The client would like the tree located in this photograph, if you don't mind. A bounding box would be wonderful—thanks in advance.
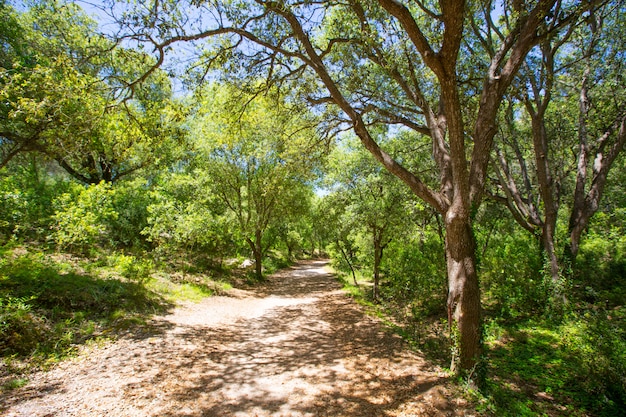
[0,1,185,183]
[490,1,626,290]
[0,1,105,170]
[109,0,598,374]
[326,138,408,300]
[566,3,626,262]
[321,192,361,286]
[191,84,320,280]
[142,170,234,261]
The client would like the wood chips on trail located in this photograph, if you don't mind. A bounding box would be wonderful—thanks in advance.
[1,260,473,416]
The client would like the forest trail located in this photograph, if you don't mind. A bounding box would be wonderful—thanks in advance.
[1,260,470,417]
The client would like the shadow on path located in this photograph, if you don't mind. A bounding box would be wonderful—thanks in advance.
[1,260,456,417]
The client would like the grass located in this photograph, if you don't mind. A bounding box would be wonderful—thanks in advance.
[331,263,626,417]
[0,247,169,368]
[1,376,28,391]
[0,244,234,386]
[147,273,215,302]
[470,311,626,417]
[479,323,581,416]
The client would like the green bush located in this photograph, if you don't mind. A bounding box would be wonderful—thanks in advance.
[479,230,545,318]
[106,252,153,282]
[0,161,68,243]
[381,233,447,316]
[484,312,626,417]
[574,221,626,307]
[52,181,118,253]
[561,310,626,414]
[0,296,47,355]
[142,173,234,260]
[109,178,152,249]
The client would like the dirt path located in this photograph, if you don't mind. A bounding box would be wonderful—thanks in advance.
[1,260,470,416]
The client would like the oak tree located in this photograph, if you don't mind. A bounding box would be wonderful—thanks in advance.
[110,0,597,373]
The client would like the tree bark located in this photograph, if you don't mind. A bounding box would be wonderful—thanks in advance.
[529,106,561,284]
[373,231,382,301]
[246,229,264,281]
[445,210,481,373]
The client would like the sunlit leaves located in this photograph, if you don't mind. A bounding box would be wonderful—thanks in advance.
[52,181,118,252]
[185,82,321,276]
[0,1,185,183]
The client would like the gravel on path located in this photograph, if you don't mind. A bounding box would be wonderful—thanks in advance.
[1,260,472,417]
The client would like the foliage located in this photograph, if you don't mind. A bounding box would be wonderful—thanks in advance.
[381,231,447,315]
[0,295,44,356]
[142,171,233,260]
[0,1,106,167]
[108,177,153,249]
[480,312,626,417]
[324,137,416,298]
[573,210,626,307]
[0,245,168,365]
[477,213,547,318]
[105,252,153,283]
[0,157,68,242]
[0,0,186,183]
[51,181,118,253]
[188,83,321,279]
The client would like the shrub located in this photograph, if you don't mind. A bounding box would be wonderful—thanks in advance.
[479,230,545,318]
[0,161,67,243]
[52,181,118,253]
[109,178,152,249]
[0,296,48,355]
[381,233,447,316]
[106,252,153,282]
[574,221,626,307]
[561,310,626,414]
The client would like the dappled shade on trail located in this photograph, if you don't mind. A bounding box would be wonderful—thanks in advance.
[1,260,466,416]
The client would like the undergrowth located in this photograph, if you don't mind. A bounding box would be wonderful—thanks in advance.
[473,309,626,417]
[332,262,626,417]
[0,243,234,388]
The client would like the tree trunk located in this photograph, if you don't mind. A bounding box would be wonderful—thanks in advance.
[337,240,358,286]
[254,251,263,280]
[541,220,560,283]
[445,211,481,374]
[373,234,382,301]
[246,230,264,281]
[528,102,562,285]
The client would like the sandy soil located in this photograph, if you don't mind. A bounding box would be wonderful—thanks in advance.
[0,260,473,416]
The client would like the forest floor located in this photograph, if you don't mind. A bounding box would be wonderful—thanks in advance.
[0,260,474,417]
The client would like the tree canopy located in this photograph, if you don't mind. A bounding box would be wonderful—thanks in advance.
[0,1,625,412]
[107,0,618,373]
[0,0,185,183]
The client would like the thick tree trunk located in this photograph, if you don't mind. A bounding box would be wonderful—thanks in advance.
[445,211,481,374]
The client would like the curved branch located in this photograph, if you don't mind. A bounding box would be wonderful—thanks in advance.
[267,2,447,213]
